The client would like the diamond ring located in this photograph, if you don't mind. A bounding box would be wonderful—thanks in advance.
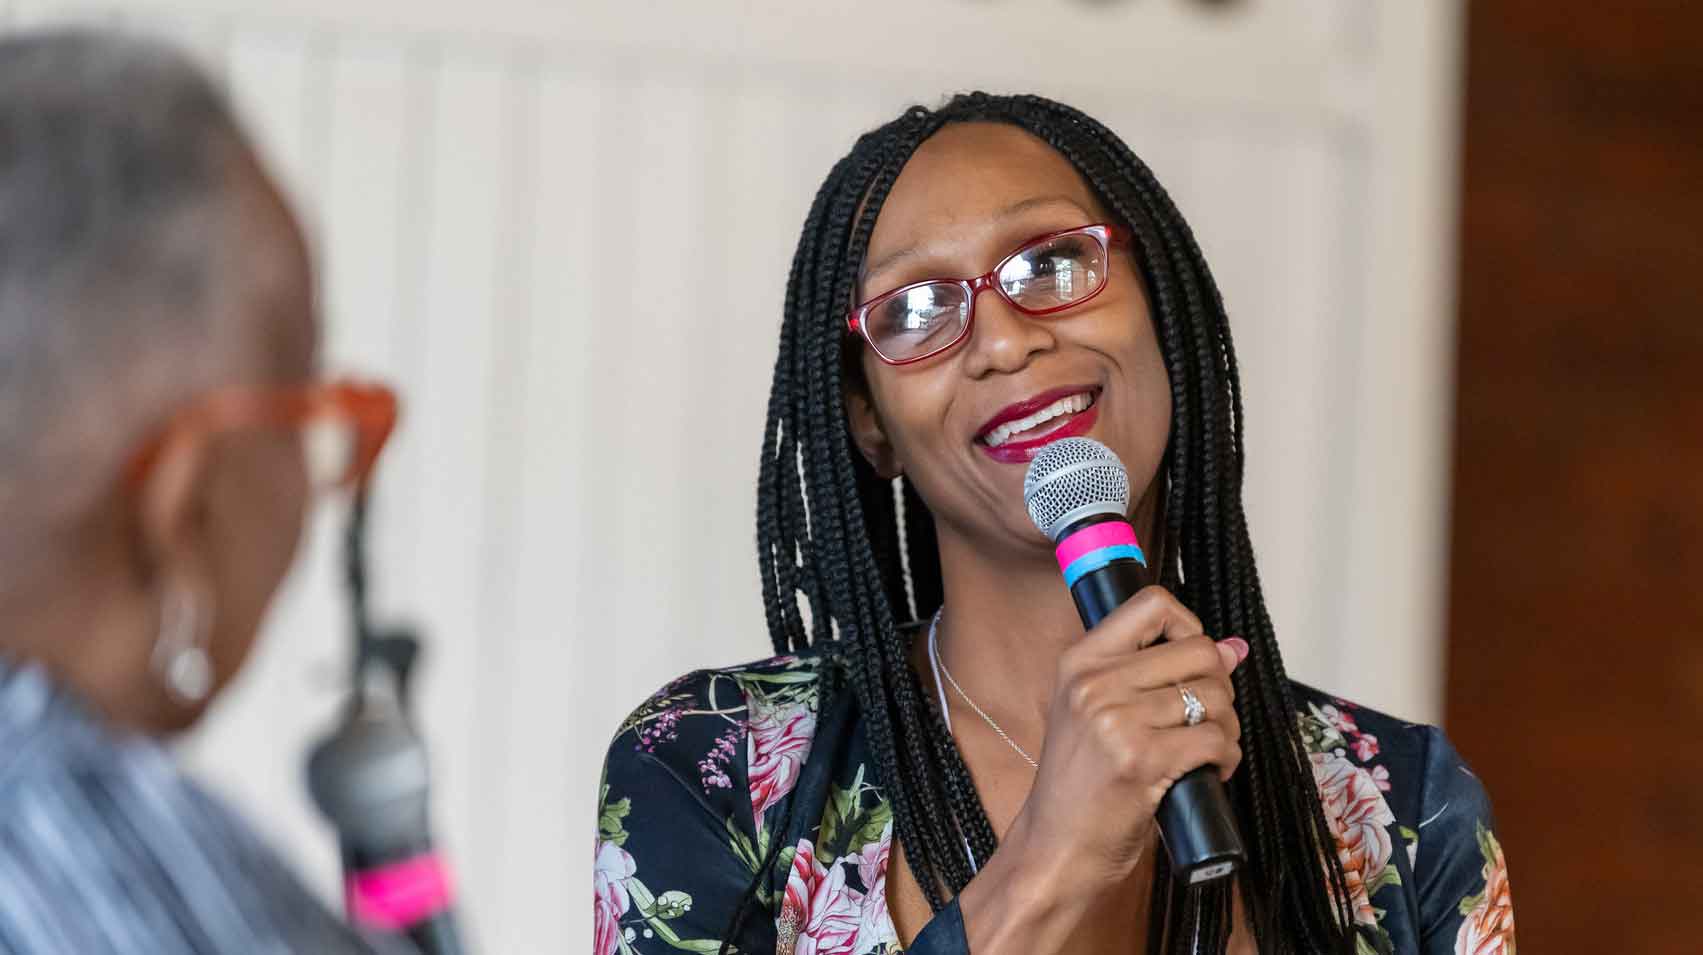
[1179,684,1207,727]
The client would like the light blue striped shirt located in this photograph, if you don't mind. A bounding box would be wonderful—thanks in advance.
[0,657,395,954]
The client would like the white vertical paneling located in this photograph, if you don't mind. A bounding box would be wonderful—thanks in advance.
[1239,133,1347,690]
[701,75,805,649]
[596,70,715,696]
[1280,133,1351,691]
[1333,0,1462,722]
[460,55,542,954]
[359,46,436,614]
[319,40,409,374]
[492,60,602,952]
[673,71,744,657]
[1185,124,1292,628]
[408,51,509,948]
[8,2,1463,949]
[316,37,418,628]
[1315,137,1377,709]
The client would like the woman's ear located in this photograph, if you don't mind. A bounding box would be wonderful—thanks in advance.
[130,431,223,722]
[845,386,902,480]
[133,432,215,587]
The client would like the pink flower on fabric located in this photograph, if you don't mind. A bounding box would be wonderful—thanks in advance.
[593,839,635,955]
[1455,834,1516,955]
[1370,764,1393,793]
[1319,704,1359,736]
[777,839,863,955]
[748,700,816,822]
[699,721,744,791]
[1311,751,1396,926]
[1352,732,1381,762]
[852,822,897,952]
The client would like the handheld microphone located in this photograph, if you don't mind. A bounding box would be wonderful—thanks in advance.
[307,634,465,955]
[1024,437,1245,886]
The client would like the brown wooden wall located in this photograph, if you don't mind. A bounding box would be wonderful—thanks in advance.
[1446,1,1703,951]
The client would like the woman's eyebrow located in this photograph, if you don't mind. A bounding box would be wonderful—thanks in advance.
[994,194,1093,224]
[863,245,922,285]
[861,195,1095,283]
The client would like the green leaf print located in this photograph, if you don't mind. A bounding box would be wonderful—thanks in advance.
[625,878,724,953]
[1367,863,1402,895]
[598,782,632,847]
[1299,703,1349,754]
[657,940,725,954]
[1476,820,1501,866]
[626,879,656,914]
[650,891,692,920]
[1458,820,1507,916]
[843,799,893,857]
[820,777,859,856]
[735,670,822,686]
[727,816,765,874]
[816,765,892,863]
[1458,888,1486,917]
[600,799,632,847]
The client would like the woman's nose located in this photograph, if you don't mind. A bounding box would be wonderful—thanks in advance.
[960,288,1056,378]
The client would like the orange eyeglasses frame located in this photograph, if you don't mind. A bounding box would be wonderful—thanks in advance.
[125,379,400,493]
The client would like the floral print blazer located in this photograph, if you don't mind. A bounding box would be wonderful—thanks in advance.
[596,651,1515,955]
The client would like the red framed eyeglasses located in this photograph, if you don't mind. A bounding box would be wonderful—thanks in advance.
[847,223,1130,365]
[126,379,399,493]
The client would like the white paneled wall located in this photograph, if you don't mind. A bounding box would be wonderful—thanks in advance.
[3,2,1463,950]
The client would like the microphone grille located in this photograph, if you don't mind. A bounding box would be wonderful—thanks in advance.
[1022,437,1130,542]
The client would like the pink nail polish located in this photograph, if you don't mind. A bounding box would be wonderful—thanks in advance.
[1223,636,1250,665]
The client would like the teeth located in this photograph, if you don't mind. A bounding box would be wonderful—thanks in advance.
[983,392,1093,447]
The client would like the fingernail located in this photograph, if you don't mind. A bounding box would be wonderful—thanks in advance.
[1223,637,1250,666]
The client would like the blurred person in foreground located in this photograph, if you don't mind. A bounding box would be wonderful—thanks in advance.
[0,30,400,954]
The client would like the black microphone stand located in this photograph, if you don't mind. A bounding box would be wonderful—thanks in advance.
[307,491,466,955]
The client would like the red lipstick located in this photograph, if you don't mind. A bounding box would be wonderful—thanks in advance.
[975,386,1101,464]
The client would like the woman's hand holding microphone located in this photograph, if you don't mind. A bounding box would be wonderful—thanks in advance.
[953,586,1248,954]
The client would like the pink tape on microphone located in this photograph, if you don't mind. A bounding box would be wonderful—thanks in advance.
[346,853,454,932]
[1053,520,1141,573]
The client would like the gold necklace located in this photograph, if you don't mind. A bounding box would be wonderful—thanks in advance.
[928,610,1039,769]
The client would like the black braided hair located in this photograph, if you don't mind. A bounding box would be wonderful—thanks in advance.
[747,93,1356,954]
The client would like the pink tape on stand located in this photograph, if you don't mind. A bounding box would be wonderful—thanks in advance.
[346,853,454,932]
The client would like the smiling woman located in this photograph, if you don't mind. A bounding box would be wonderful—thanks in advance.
[595,93,1513,955]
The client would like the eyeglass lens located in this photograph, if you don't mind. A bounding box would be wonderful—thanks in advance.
[864,230,1109,362]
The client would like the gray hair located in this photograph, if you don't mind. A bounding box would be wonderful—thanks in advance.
[0,29,256,532]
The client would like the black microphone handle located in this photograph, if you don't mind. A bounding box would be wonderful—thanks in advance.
[1068,554,1246,886]
[307,679,464,955]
